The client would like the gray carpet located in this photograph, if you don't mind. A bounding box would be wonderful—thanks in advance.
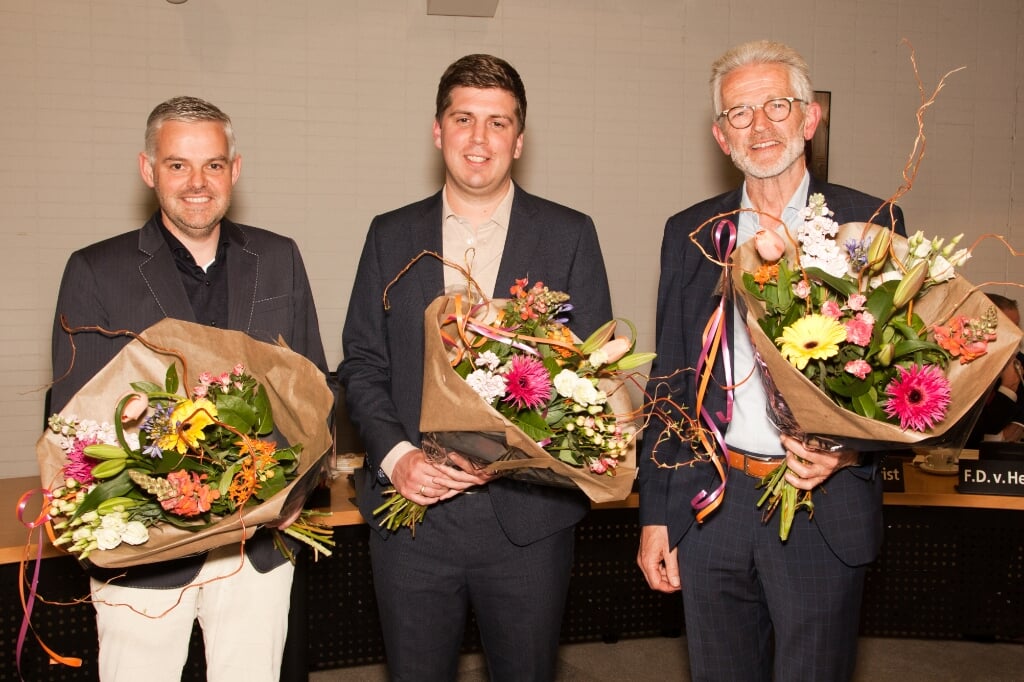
[309,635,1024,681]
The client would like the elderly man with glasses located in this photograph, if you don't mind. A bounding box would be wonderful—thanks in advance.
[637,40,905,681]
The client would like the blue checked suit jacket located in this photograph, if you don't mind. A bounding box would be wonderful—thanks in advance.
[638,179,905,566]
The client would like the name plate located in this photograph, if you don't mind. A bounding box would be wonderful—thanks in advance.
[958,456,1024,496]
[880,457,905,492]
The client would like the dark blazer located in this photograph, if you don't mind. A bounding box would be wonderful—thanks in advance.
[50,213,329,585]
[338,184,612,545]
[638,179,905,567]
[968,351,1024,447]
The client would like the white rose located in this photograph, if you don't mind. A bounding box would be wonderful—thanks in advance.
[572,379,600,406]
[913,240,932,259]
[121,521,150,546]
[588,349,609,368]
[553,369,580,398]
[100,512,127,533]
[928,255,956,283]
[94,527,123,551]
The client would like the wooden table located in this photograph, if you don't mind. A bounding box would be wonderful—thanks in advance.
[4,461,1022,566]
[4,458,1024,679]
[886,459,1024,510]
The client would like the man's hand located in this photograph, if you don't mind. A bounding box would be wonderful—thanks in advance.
[999,356,1023,394]
[391,448,496,505]
[781,434,860,491]
[637,525,680,593]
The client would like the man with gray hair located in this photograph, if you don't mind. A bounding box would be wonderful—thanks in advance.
[50,95,328,681]
[637,40,905,680]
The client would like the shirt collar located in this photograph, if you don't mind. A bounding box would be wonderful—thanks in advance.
[441,182,515,229]
[158,219,231,270]
[738,170,811,241]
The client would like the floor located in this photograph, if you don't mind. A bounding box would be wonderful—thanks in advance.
[308,635,1024,681]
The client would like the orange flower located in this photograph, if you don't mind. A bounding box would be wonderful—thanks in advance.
[548,326,575,358]
[934,316,991,364]
[228,439,279,506]
[159,470,220,517]
[753,264,779,290]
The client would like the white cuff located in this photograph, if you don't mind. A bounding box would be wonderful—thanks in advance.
[380,441,417,480]
[997,385,1019,402]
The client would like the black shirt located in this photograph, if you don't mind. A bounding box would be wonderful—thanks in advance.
[158,221,230,329]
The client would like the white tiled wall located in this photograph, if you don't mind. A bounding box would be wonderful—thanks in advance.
[1,0,1021,476]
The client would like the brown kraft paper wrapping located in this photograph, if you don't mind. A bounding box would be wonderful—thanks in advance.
[37,318,334,568]
[731,222,1023,449]
[418,295,638,503]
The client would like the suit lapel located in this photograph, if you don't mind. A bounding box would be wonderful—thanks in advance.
[224,220,258,333]
[411,192,448,305]
[494,185,541,297]
[137,215,197,322]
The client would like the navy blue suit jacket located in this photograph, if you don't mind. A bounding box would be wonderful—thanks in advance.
[638,180,905,567]
[50,213,329,585]
[338,185,612,545]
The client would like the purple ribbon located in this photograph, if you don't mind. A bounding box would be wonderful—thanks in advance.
[690,219,738,513]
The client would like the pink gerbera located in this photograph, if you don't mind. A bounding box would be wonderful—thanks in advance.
[502,355,552,411]
[63,435,101,484]
[883,364,951,431]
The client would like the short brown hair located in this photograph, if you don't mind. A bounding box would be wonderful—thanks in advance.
[435,54,527,132]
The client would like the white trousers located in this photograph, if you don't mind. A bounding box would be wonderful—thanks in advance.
[90,545,295,682]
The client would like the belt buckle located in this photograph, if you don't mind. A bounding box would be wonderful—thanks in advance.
[740,449,774,477]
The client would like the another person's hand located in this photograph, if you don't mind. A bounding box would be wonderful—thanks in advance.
[637,525,681,593]
[391,448,495,506]
[781,434,860,491]
[999,356,1023,394]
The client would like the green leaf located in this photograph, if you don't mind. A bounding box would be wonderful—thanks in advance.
[513,410,555,441]
[804,266,858,297]
[214,393,258,433]
[255,467,288,501]
[866,280,899,323]
[70,470,135,520]
[130,380,164,395]
[253,384,274,435]
[165,363,179,394]
[825,373,874,398]
[853,391,880,420]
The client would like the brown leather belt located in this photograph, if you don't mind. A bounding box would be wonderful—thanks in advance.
[725,447,784,478]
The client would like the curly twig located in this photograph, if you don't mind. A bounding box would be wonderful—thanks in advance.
[382,250,488,310]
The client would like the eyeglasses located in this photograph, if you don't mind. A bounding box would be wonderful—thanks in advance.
[717,97,805,129]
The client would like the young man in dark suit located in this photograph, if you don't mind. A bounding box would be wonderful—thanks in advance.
[338,54,611,681]
[50,96,329,681]
[637,40,905,681]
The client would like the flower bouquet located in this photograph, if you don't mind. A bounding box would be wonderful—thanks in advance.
[375,278,654,533]
[731,195,1022,538]
[36,318,334,568]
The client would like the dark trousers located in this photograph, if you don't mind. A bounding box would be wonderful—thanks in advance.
[369,491,574,682]
[678,472,867,682]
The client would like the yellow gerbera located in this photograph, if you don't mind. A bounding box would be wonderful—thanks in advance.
[157,397,218,454]
[776,314,847,370]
